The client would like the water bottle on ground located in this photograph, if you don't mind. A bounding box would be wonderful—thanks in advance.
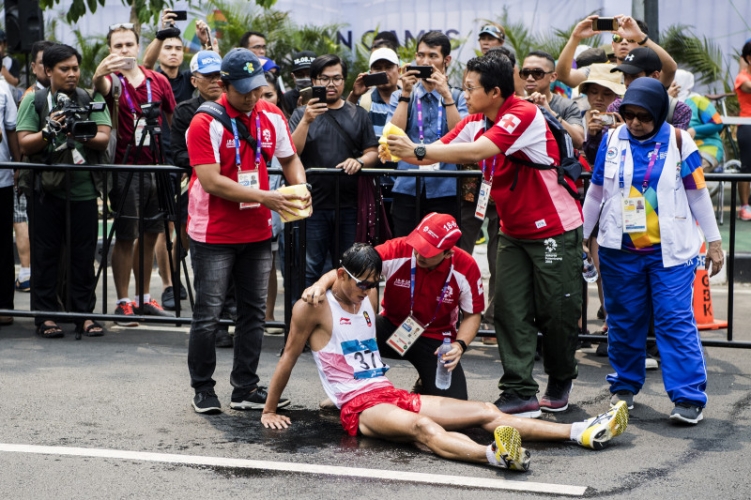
[582,252,598,283]
[435,337,453,390]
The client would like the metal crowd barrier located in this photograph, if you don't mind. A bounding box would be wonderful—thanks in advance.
[1,162,749,348]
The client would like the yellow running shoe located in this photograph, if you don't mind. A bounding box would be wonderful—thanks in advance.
[493,426,531,471]
[577,400,629,450]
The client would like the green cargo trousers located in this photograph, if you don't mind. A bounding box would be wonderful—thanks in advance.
[493,227,582,396]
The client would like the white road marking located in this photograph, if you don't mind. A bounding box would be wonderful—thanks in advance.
[0,443,587,496]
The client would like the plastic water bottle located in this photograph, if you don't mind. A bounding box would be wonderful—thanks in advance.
[582,253,598,283]
[435,337,453,390]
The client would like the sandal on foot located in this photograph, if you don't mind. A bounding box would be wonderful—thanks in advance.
[37,322,64,339]
[77,320,105,337]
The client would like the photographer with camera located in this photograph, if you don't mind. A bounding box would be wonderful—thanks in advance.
[16,43,112,338]
[93,22,177,325]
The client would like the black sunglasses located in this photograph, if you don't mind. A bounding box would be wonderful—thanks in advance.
[342,266,379,290]
[621,109,654,123]
[519,68,554,80]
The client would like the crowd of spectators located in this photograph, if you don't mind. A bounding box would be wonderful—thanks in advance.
[0,11,744,430]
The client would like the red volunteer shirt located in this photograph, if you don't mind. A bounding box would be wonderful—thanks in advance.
[441,95,582,239]
[105,67,176,164]
[186,94,296,244]
[376,238,484,341]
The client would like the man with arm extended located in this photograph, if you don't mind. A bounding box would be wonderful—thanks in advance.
[387,53,583,418]
[261,243,628,471]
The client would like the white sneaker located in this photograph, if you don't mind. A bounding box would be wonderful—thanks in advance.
[645,354,659,370]
[576,401,629,450]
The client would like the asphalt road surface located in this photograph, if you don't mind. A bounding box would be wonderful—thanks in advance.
[1,281,749,499]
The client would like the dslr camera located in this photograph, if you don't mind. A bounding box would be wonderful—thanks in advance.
[139,101,163,124]
[44,93,106,142]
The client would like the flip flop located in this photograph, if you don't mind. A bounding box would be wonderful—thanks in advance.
[77,320,105,337]
[37,323,64,339]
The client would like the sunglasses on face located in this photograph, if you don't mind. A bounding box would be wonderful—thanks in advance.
[519,68,553,80]
[612,34,637,44]
[109,23,135,32]
[342,266,379,290]
[621,109,654,122]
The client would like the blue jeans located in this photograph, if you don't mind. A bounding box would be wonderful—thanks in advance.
[599,247,707,406]
[187,238,272,399]
[304,209,357,288]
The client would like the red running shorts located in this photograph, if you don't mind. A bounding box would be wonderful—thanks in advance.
[340,386,422,436]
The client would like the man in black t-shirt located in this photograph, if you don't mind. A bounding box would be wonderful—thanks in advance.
[288,54,379,287]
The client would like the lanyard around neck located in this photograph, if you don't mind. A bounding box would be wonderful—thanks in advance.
[619,142,662,195]
[415,93,443,144]
[409,253,454,328]
[118,76,151,115]
[230,113,262,171]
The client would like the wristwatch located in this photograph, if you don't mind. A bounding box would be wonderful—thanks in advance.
[414,145,427,161]
[637,35,649,45]
[456,339,468,353]
[355,157,364,168]
[398,96,411,103]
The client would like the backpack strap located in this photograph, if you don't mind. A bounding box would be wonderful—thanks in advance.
[667,97,678,124]
[34,87,48,116]
[196,101,272,164]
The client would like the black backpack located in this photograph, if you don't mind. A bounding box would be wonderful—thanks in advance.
[509,107,582,200]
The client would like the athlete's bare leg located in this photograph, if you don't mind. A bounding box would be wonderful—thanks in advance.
[358,404,489,463]
[418,395,571,441]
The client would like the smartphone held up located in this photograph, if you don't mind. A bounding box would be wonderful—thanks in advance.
[592,17,619,32]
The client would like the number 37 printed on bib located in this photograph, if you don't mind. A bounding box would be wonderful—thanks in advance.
[341,338,389,380]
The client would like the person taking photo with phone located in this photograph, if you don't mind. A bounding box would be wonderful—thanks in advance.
[347,47,401,140]
[288,54,379,289]
[385,31,468,236]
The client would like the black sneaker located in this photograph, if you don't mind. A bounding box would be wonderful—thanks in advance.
[192,391,221,414]
[494,391,542,418]
[578,328,592,349]
[215,329,234,348]
[138,299,174,317]
[179,283,188,300]
[161,287,176,311]
[539,379,573,413]
[597,306,606,320]
[670,403,703,424]
[230,386,290,411]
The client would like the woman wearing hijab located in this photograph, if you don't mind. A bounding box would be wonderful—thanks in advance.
[582,78,724,425]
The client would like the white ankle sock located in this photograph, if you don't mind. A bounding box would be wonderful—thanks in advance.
[118,298,131,305]
[18,267,30,281]
[134,294,151,306]
[486,444,502,467]
[570,421,588,441]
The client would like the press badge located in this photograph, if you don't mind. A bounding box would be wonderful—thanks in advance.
[71,148,86,165]
[386,316,425,356]
[238,170,260,210]
[622,196,647,233]
[134,118,150,147]
[475,180,492,220]
[419,163,440,171]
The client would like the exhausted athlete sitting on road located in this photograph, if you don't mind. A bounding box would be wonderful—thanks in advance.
[260,243,629,471]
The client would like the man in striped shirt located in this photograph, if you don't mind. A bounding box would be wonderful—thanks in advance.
[387,52,584,418]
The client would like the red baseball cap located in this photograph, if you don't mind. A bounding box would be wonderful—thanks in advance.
[405,212,462,258]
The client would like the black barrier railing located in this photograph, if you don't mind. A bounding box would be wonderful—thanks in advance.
[1,162,749,348]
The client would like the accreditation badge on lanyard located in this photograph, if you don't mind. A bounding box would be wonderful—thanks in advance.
[416,95,442,171]
[121,77,152,147]
[620,143,660,234]
[475,155,497,220]
[234,114,263,210]
[386,254,454,356]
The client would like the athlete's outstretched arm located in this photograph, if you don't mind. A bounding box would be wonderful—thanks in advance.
[261,301,321,429]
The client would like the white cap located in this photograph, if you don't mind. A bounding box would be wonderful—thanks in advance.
[369,48,399,68]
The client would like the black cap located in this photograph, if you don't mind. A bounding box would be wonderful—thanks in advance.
[610,47,662,75]
[575,47,608,68]
[291,51,316,73]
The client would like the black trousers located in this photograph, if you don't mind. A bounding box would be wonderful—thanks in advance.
[0,186,13,310]
[376,315,468,400]
[29,192,98,326]
[390,192,461,237]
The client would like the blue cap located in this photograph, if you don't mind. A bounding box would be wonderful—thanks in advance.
[190,50,222,74]
[220,48,267,94]
[258,56,279,73]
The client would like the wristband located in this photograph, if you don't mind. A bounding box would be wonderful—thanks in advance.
[398,96,410,103]
[442,101,456,107]
[637,35,649,46]
[456,339,467,353]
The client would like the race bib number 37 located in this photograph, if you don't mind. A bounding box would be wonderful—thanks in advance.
[341,338,389,380]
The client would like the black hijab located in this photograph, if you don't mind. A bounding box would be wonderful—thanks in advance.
[619,77,669,141]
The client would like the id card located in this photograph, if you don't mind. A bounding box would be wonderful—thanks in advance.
[419,163,440,171]
[134,118,150,147]
[474,180,492,220]
[622,196,647,233]
[238,170,260,210]
[71,148,86,165]
[386,315,425,356]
